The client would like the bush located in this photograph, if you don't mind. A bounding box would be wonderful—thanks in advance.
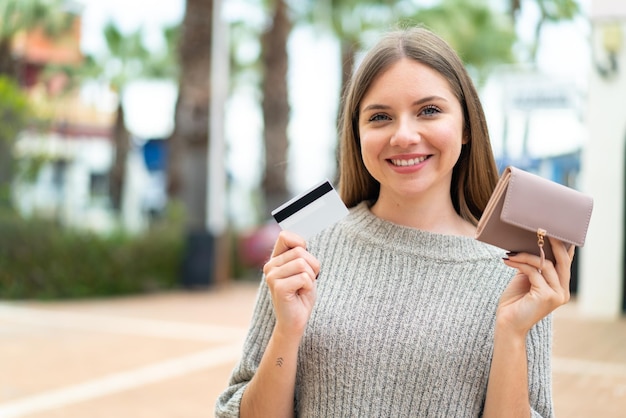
[0,210,184,299]
[0,76,33,208]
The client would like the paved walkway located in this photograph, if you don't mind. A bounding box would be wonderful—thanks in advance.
[0,281,625,417]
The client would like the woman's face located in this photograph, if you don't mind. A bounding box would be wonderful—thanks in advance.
[358,58,465,206]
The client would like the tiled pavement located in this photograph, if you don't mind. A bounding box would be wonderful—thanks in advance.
[0,281,625,417]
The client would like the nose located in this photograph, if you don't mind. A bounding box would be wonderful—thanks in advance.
[390,116,421,147]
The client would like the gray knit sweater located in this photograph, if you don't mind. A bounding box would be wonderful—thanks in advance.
[215,202,553,417]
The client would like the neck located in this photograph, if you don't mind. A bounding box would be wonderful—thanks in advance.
[370,193,475,237]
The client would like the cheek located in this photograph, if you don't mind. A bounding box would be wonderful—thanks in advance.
[359,130,380,154]
[431,123,464,156]
[358,132,383,174]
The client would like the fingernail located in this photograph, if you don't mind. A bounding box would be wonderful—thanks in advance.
[502,257,509,261]
[506,252,518,257]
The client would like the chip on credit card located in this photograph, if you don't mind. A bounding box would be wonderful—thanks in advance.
[271,179,349,240]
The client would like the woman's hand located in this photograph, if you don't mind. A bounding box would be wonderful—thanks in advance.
[239,231,320,418]
[498,237,575,335]
[263,230,320,338]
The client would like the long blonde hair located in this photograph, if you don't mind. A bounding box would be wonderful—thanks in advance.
[337,27,499,225]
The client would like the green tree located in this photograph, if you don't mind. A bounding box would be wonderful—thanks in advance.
[0,0,75,78]
[87,21,178,214]
[406,0,517,85]
[0,0,75,210]
[0,76,32,208]
[508,0,580,62]
[306,0,516,98]
[98,23,150,213]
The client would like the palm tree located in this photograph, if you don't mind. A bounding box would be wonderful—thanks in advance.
[96,23,150,212]
[86,21,178,214]
[260,0,292,213]
[167,0,212,230]
[166,0,214,287]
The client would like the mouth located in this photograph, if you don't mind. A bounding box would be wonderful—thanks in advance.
[388,155,431,167]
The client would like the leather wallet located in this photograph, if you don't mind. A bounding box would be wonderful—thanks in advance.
[475,166,594,265]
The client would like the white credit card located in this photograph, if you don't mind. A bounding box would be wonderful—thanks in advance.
[271,179,349,240]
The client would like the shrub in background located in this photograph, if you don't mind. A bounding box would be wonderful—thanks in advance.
[0,210,184,299]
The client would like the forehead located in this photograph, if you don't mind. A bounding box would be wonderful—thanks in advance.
[361,59,454,104]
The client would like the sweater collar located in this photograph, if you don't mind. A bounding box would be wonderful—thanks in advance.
[344,202,502,261]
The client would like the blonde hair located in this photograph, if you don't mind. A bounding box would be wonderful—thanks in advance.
[337,26,499,225]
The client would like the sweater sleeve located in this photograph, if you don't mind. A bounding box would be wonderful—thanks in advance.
[214,278,276,417]
[528,314,555,418]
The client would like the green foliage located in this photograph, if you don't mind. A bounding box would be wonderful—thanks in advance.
[0,210,185,299]
[143,24,180,80]
[406,0,516,85]
[84,20,179,92]
[536,0,580,22]
[101,21,150,90]
[525,0,580,62]
[0,75,31,139]
[0,0,74,40]
[0,75,33,207]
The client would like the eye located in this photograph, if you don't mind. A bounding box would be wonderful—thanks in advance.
[368,113,390,122]
[420,105,441,116]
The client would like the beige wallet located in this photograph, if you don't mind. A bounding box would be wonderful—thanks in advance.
[475,166,594,265]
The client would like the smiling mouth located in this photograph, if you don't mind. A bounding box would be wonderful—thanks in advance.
[389,155,431,167]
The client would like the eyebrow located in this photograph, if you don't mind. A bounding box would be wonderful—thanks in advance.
[361,95,449,113]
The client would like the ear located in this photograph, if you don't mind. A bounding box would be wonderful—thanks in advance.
[462,127,470,145]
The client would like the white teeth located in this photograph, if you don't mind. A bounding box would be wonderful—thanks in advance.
[390,156,428,166]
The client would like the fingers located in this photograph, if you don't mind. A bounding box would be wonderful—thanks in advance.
[270,265,316,299]
[567,242,576,260]
[264,230,320,284]
[503,240,572,307]
[270,230,307,258]
[505,258,569,304]
[549,236,573,290]
[265,250,319,283]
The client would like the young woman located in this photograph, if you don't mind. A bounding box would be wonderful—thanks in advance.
[216,26,573,418]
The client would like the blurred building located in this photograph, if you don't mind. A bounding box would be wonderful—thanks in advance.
[577,0,626,318]
[11,13,113,232]
[10,13,164,234]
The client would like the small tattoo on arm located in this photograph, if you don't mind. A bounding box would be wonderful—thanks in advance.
[276,357,284,367]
